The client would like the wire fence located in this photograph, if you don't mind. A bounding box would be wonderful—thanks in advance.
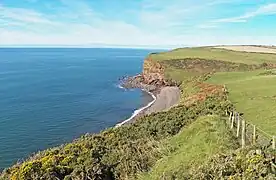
[222,85,275,149]
[225,110,275,150]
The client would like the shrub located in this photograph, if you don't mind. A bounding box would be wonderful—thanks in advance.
[1,95,230,180]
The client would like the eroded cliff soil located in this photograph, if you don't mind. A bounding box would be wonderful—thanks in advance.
[142,57,166,85]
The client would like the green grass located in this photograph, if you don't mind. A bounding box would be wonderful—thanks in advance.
[138,115,238,180]
[153,47,276,137]
[163,67,203,103]
[150,47,276,64]
[164,67,199,82]
[207,70,276,136]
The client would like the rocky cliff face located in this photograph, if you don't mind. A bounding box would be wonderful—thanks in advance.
[121,56,178,91]
[142,57,166,86]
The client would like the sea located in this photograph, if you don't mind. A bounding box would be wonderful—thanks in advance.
[0,48,157,169]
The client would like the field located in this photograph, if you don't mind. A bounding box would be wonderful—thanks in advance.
[1,46,275,179]
[207,69,276,135]
[213,45,276,54]
[152,46,276,137]
[150,47,276,64]
[138,47,276,178]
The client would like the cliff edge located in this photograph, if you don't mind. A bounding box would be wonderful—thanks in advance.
[142,57,166,85]
[121,55,178,91]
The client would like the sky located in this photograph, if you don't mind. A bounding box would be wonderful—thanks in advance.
[0,0,276,48]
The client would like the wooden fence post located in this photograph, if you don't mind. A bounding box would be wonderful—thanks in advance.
[236,114,240,137]
[228,112,232,125]
[242,119,246,148]
[231,112,235,129]
[253,125,256,145]
[273,136,275,150]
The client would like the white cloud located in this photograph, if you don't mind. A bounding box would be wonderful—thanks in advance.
[197,24,218,29]
[0,5,55,24]
[207,0,244,6]
[214,3,276,23]
[139,0,205,30]
[0,1,192,46]
[0,1,276,47]
[197,3,276,30]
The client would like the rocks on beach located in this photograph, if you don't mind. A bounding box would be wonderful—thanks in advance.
[117,74,181,126]
[119,74,157,92]
[119,74,180,92]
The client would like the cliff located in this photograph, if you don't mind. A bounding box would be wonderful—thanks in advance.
[120,56,179,91]
[1,47,275,180]
[142,57,166,86]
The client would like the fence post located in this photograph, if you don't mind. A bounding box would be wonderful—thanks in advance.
[252,125,256,145]
[273,136,275,150]
[231,112,235,129]
[228,111,233,126]
[242,119,246,148]
[236,113,240,137]
[228,111,233,124]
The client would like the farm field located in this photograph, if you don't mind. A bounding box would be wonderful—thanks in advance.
[207,69,276,135]
[213,45,276,54]
[151,46,276,136]
[150,47,276,64]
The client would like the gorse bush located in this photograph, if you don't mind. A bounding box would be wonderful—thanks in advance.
[183,147,276,179]
[0,95,231,180]
[153,147,276,180]
[138,115,240,180]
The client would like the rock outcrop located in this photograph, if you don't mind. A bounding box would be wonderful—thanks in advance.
[120,75,156,92]
[142,57,166,86]
[120,55,179,91]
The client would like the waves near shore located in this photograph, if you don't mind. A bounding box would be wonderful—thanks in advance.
[115,88,157,127]
[115,82,181,127]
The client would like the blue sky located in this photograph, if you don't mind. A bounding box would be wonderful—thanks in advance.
[0,0,276,47]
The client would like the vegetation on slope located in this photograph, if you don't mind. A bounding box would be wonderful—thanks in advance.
[139,115,239,180]
[1,46,275,179]
[144,47,276,179]
[0,94,231,179]
[207,69,276,135]
[150,47,276,64]
[152,47,276,136]
[190,147,276,179]
[140,115,275,179]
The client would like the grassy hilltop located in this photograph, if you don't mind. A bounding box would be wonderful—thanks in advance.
[151,47,276,64]
[1,46,276,179]
[150,46,276,135]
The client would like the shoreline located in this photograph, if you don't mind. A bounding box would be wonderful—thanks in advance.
[115,89,157,127]
[115,86,180,127]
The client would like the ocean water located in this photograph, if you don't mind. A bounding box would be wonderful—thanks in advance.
[0,48,154,169]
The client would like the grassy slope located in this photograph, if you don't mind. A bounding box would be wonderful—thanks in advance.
[207,70,276,136]
[138,115,238,180]
[0,94,231,179]
[164,67,199,82]
[151,47,276,136]
[1,47,275,179]
[150,47,276,64]
[139,47,276,179]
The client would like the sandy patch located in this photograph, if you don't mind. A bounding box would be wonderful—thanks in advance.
[213,46,276,54]
[145,86,181,114]
[116,86,181,127]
